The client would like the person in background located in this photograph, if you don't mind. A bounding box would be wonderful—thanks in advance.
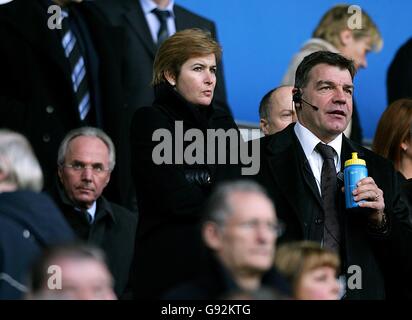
[259,85,296,136]
[130,28,240,299]
[50,127,137,298]
[387,38,412,104]
[0,0,132,211]
[281,4,383,144]
[373,99,412,180]
[27,244,116,300]
[0,130,74,299]
[95,0,231,115]
[275,241,341,300]
[165,180,290,300]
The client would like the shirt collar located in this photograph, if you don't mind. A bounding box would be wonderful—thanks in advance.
[294,121,342,160]
[140,0,175,17]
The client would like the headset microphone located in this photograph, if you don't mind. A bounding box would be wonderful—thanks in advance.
[293,89,319,111]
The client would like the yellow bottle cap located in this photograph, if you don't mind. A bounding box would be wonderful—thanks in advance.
[344,152,366,167]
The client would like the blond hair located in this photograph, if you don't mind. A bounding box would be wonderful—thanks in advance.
[274,241,340,294]
[313,4,383,52]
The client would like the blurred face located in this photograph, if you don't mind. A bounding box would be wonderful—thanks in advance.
[58,136,111,209]
[298,63,353,143]
[296,266,340,300]
[167,54,217,106]
[211,192,278,275]
[261,86,297,135]
[340,33,372,70]
[49,257,116,300]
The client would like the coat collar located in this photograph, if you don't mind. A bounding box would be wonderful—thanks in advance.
[153,82,214,129]
[55,179,116,224]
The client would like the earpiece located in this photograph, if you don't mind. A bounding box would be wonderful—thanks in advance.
[293,88,302,104]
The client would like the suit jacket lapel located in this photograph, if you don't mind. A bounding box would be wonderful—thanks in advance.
[265,125,323,226]
[11,2,72,87]
[122,0,157,58]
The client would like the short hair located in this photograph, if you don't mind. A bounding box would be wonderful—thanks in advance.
[313,4,383,52]
[29,243,109,294]
[259,85,294,120]
[203,180,273,226]
[0,129,43,191]
[152,28,222,86]
[57,127,116,170]
[294,51,356,89]
[274,241,340,294]
[372,99,412,170]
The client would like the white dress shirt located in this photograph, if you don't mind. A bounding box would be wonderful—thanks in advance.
[294,121,342,195]
[140,0,176,44]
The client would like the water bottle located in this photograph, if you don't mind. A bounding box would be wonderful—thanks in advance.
[344,152,368,209]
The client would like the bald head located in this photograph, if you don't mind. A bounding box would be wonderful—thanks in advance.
[259,86,296,135]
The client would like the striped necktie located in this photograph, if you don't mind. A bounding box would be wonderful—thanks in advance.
[60,9,91,121]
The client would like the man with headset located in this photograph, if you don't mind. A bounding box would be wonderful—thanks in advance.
[252,51,412,299]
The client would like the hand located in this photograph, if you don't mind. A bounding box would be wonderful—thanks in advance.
[352,177,385,225]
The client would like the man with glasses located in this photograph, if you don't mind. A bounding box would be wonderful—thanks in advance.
[165,180,290,299]
[50,126,137,299]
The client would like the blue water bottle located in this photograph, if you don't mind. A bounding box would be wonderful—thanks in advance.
[344,152,368,209]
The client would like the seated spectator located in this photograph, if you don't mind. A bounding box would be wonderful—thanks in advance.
[27,244,116,300]
[275,241,341,300]
[259,86,296,135]
[165,180,290,299]
[373,99,412,179]
[49,127,137,298]
[0,130,74,299]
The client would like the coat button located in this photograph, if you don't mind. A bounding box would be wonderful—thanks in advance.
[42,134,50,142]
[315,218,323,225]
[23,229,30,239]
[45,105,54,114]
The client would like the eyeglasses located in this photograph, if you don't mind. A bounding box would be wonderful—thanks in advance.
[236,219,285,237]
[62,163,111,174]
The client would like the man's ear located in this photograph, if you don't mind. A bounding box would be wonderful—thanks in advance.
[164,70,176,86]
[339,29,354,47]
[203,222,222,250]
[105,172,111,187]
[260,118,270,135]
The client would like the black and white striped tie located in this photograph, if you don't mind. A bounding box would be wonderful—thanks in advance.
[60,10,90,121]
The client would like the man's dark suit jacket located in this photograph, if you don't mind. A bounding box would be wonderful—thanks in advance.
[50,184,137,299]
[0,0,134,210]
[94,0,231,115]
[252,123,412,299]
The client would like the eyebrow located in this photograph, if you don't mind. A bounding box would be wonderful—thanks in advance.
[316,80,354,90]
[191,62,217,68]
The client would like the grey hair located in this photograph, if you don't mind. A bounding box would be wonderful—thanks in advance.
[0,129,43,191]
[57,127,116,170]
[203,180,273,226]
